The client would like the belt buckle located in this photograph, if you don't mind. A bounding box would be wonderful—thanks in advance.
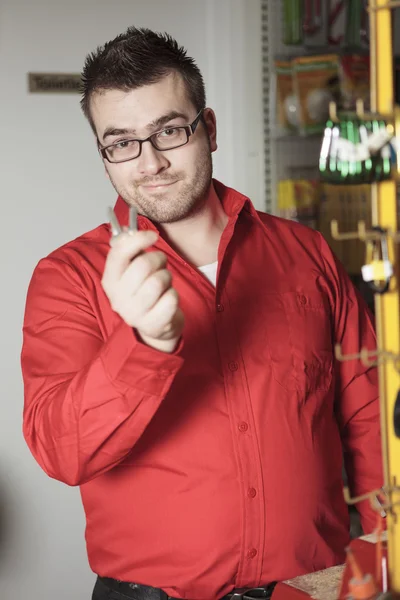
[229,588,270,599]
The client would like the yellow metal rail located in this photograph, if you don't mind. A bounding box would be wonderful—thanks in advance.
[369,0,400,588]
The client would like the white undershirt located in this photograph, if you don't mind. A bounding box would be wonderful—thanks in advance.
[197,261,218,286]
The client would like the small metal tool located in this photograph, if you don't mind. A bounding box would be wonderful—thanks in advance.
[108,205,138,237]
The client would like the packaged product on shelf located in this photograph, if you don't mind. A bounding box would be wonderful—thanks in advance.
[292,54,340,135]
[282,0,303,45]
[338,54,370,110]
[342,0,369,51]
[278,179,321,229]
[319,113,393,185]
[302,0,329,48]
[275,60,299,131]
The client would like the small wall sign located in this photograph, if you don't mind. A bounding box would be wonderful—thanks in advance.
[28,73,82,94]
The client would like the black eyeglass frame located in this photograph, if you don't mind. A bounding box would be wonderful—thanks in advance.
[98,109,205,164]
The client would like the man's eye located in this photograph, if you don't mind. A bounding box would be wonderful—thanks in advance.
[115,140,133,149]
[160,128,179,137]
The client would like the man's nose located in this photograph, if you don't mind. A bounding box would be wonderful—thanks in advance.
[136,140,169,176]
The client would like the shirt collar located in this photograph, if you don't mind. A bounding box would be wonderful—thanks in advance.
[112,178,255,233]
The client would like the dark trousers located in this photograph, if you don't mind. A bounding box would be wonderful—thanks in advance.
[92,577,276,600]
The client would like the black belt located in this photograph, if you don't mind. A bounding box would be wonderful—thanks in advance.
[99,577,277,600]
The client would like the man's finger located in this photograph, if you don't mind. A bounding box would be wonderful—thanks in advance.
[118,251,168,297]
[103,230,158,284]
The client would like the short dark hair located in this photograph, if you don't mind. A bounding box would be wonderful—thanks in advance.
[80,26,206,131]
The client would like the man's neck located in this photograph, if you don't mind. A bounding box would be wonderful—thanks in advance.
[159,182,229,267]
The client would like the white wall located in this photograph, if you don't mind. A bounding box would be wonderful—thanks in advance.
[0,1,263,598]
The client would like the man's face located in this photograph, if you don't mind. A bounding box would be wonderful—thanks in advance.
[91,72,217,224]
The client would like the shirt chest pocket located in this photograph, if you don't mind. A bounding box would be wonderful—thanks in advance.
[264,291,334,393]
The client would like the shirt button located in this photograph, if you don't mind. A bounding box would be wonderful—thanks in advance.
[248,487,257,498]
[238,422,248,433]
[216,304,224,312]
[247,548,257,559]
[299,294,307,305]
[228,361,238,372]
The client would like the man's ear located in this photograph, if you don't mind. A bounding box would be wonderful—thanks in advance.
[202,108,218,152]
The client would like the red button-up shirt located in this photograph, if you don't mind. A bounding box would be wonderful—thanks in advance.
[21,180,382,599]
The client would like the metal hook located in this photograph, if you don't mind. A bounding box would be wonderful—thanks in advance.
[335,344,379,365]
[356,98,366,119]
[336,344,400,372]
[329,101,339,123]
[330,220,382,242]
[343,486,392,517]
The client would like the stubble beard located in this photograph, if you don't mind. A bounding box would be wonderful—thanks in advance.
[108,148,213,224]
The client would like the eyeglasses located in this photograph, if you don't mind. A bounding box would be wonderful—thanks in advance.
[99,109,204,164]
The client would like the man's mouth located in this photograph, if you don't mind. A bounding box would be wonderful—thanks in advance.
[141,180,177,191]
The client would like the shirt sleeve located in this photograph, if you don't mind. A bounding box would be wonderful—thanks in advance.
[318,232,384,533]
[21,257,184,486]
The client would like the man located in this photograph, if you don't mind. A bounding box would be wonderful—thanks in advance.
[21,26,382,600]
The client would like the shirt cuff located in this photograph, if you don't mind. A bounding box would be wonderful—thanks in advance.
[100,321,184,396]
